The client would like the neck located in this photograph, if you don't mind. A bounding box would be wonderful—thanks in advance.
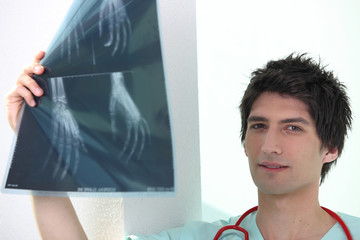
[256,186,336,240]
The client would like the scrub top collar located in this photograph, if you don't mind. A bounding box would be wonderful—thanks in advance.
[241,210,345,239]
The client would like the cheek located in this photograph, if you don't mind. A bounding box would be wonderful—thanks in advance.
[243,135,248,156]
[244,137,260,160]
[293,142,323,171]
[244,144,248,156]
[244,137,253,158]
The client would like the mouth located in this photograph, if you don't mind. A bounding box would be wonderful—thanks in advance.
[258,163,289,172]
[260,165,287,169]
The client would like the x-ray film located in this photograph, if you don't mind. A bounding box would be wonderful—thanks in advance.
[2,0,174,196]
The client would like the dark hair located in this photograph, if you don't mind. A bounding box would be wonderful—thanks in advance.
[239,53,352,184]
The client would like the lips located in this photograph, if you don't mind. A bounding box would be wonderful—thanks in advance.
[258,162,289,172]
[261,165,286,169]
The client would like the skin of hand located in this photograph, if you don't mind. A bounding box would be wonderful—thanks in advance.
[6,51,88,240]
[6,51,45,131]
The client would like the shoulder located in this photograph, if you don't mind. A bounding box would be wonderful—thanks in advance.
[339,212,360,225]
[338,212,360,237]
[125,216,242,240]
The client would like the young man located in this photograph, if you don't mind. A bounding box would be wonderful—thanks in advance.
[6,52,360,239]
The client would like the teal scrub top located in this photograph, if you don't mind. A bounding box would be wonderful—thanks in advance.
[126,210,360,240]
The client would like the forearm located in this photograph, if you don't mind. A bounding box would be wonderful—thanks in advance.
[7,51,87,239]
[31,196,87,240]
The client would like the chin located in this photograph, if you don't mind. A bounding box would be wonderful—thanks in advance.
[255,181,295,196]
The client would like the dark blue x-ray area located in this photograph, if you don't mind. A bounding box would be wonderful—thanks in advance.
[2,0,174,196]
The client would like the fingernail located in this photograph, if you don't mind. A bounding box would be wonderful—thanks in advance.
[30,100,36,107]
[35,88,43,95]
[34,65,44,73]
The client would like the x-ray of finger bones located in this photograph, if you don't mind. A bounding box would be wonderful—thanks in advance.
[3,0,174,197]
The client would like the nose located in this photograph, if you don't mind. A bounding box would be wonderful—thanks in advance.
[261,129,282,155]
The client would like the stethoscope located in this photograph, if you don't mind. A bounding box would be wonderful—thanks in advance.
[213,206,353,240]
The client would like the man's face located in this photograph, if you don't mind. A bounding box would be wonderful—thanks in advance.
[244,92,336,196]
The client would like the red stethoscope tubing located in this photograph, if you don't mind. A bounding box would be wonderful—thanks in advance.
[213,206,352,240]
[321,206,352,240]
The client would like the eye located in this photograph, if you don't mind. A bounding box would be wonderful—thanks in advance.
[286,125,302,132]
[250,123,266,130]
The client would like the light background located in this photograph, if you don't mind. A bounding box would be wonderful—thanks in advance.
[0,0,359,239]
[198,0,360,222]
[0,0,201,239]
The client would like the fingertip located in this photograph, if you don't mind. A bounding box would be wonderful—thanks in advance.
[34,87,44,96]
[29,100,37,107]
[37,50,45,57]
[34,65,45,74]
[34,50,46,62]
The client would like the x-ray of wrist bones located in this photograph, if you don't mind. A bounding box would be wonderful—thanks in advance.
[43,77,88,179]
[45,0,150,179]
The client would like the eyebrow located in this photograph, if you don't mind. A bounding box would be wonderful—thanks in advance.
[247,116,311,125]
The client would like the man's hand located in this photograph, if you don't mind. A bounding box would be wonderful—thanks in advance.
[6,51,45,131]
[6,51,88,240]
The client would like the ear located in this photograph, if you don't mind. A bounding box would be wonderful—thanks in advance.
[243,143,248,157]
[322,147,338,164]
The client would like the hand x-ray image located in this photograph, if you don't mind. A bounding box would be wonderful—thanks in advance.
[3,0,174,196]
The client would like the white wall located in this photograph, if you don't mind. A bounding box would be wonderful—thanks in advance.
[197,0,360,222]
[2,0,359,238]
[0,0,200,239]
